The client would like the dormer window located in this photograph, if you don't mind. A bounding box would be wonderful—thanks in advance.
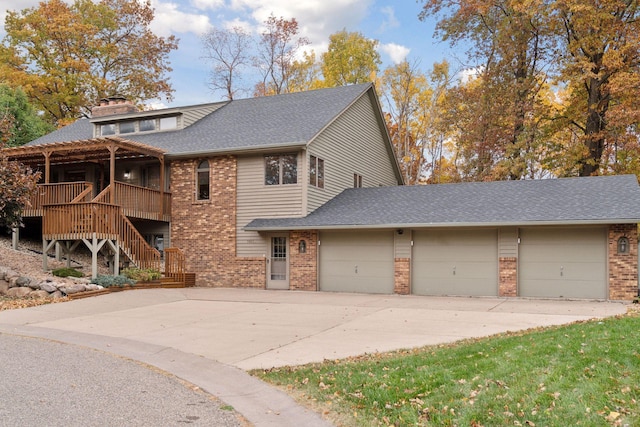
[139,119,156,132]
[94,115,181,137]
[100,124,116,136]
[119,121,135,134]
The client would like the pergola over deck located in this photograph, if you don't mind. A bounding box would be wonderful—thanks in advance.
[4,137,174,277]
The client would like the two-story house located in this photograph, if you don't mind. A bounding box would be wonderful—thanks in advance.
[4,83,640,300]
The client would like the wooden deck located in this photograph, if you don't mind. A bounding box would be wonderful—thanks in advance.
[25,181,171,221]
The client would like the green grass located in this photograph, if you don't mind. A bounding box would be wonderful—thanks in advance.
[253,311,640,426]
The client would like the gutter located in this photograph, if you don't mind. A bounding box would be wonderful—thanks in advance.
[244,218,640,232]
[164,141,308,159]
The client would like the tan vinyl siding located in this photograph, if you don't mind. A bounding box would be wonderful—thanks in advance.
[394,229,412,259]
[498,227,518,258]
[182,103,227,128]
[237,154,304,257]
[307,92,399,213]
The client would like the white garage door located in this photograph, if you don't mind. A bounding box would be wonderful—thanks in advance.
[319,231,394,294]
[519,227,607,299]
[412,229,498,296]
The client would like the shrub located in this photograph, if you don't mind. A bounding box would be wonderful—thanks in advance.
[121,267,161,282]
[90,274,135,288]
[52,267,84,278]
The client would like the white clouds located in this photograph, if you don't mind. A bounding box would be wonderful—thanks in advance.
[380,42,410,64]
[190,0,224,10]
[151,1,212,36]
[228,0,374,49]
[379,6,399,32]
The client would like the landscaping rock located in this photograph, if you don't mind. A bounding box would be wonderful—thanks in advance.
[84,284,104,291]
[6,287,33,298]
[50,290,64,299]
[39,281,59,293]
[58,283,87,295]
[29,290,51,299]
[0,280,9,295]
[15,276,32,287]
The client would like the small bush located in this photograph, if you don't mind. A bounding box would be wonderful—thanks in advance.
[121,267,161,282]
[90,274,135,288]
[52,267,84,278]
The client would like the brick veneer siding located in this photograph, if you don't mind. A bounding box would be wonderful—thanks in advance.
[170,156,265,288]
[608,224,638,300]
[394,258,410,295]
[499,257,517,297]
[289,231,318,290]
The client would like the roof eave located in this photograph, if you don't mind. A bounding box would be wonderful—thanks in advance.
[164,141,308,159]
[244,218,640,231]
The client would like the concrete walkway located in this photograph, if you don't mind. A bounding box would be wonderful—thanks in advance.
[0,288,627,426]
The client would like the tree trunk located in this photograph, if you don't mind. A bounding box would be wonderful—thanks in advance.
[579,76,608,176]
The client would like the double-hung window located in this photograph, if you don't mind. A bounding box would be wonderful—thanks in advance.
[309,155,324,189]
[265,154,297,185]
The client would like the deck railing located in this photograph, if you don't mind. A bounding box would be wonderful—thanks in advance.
[42,202,161,271]
[92,182,170,221]
[24,182,93,217]
[164,247,186,284]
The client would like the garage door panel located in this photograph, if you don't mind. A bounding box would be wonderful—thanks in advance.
[519,228,606,299]
[319,231,394,294]
[412,229,498,296]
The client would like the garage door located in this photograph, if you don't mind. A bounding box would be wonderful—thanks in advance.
[319,231,394,294]
[412,229,498,296]
[519,227,606,299]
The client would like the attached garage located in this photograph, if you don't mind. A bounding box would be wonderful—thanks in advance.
[319,231,394,293]
[519,227,607,299]
[412,229,498,296]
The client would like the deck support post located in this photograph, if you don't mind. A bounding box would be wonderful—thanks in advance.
[11,228,18,250]
[82,234,108,279]
[42,239,56,272]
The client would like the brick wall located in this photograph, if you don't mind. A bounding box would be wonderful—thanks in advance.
[394,258,410,295]
[170,156,265,288]
[608,224,638,300]
[499,257,517,297]
[289,231,317,291]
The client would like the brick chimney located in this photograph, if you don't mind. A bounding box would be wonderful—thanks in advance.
[91,96,138,117]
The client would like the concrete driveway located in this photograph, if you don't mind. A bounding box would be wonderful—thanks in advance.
[0,288,626,369]
[0,288,627,427]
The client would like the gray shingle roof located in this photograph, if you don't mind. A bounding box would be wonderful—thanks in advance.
[245,175,640,230]
[26,84,372,156]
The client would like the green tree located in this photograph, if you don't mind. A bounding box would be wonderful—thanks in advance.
[0,0,178,126]
[321,29,381,86]
[0,85,53,147]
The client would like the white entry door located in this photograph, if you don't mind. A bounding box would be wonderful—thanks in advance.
[267,236,289,289]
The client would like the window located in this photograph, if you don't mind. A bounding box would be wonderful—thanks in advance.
[139,119,156,132]
[196,160,210,200]
[265,154,297,185]
[309,155,324,189]
[119,121,135,134]
[100,124,116,136]
[160,116,178,130]
[354,173,363,188]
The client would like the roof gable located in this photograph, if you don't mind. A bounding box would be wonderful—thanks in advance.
[246,175,640,230]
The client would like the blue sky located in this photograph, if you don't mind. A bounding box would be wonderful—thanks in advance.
[0,0,462,107]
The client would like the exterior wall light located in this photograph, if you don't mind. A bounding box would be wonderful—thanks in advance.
[123,170,131,179]
[618,236,630,254]
[299,240,307,254]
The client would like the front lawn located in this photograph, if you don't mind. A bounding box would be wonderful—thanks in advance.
[254,311,640,426]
